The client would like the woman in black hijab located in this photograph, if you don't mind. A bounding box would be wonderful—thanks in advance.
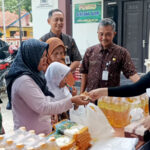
[6,39,54,109]
[5,39,88,134]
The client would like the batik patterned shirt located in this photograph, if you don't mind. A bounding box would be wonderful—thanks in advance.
[80,43,137,91]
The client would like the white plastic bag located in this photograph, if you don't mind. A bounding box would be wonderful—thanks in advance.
[86,103,114,141]
[70,103,114,141]
[91,137,138,150]
[70,105,87,126]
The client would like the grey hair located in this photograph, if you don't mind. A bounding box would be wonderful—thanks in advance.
[98,18,116,31]
[48,9,63,18]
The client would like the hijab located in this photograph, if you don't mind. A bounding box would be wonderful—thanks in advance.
[46,37,65,65]
[6,39,54,109]
[45,37,75,86]
[45,62,72,101]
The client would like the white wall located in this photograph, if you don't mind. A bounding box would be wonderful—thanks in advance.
[31,0,58,39]
[72,0,103,56]
[32,0,103,55]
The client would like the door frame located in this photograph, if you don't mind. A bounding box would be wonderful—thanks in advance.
[104,0,150,72]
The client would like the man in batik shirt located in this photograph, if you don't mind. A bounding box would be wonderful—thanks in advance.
[80,18,140,98]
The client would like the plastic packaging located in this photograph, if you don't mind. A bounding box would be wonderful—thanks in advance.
[35,142,48,150]
[18,130,38,147]
[4,126,27,144]
[0,135,5,148]
[47,137,60,150]
[70,103,114,141]
[98,94,149,128]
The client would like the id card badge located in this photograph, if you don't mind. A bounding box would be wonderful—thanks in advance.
[65,56,71,65]
[102,70,109,81]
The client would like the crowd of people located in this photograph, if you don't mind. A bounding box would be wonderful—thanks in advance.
[0,8,150,137]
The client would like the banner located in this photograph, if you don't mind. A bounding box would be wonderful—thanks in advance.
[75,2,101,23]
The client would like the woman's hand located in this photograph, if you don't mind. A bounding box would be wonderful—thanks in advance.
[89,88,108,101]
[88,89,103,100]
[71,95,89,105]
[141,116,150,129]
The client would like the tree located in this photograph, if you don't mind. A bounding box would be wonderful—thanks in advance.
[0,0,31,14]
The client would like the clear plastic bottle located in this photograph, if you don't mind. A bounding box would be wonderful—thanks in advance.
[5,126,27,144]
[38,133,45,138]
[26,147,35,150]
[28,133,46,148]
[36,142,48,150]
[5,139,14,150]
[47,137,60,150]
[0,135,4,148]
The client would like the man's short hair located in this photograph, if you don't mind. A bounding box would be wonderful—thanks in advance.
[48,9,63,18]
[98,18,116,31]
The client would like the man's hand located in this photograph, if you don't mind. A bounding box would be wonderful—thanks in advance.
[71,95,89,105]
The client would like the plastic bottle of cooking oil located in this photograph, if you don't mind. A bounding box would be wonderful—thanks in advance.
[0,135,5,148]
[28,133,46,148]
[143,94,149,115]
[121,98,130,127]
[26,147,35,150]
[18,130,38,147]
[36,142,48,150]
[5,139,14,150]
[5,127,27,144]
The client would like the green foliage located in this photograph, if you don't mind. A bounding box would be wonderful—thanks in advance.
[0,0,31,14]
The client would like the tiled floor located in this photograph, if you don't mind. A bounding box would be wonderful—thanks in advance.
[0,93,13,134]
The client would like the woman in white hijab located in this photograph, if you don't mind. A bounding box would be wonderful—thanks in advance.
[45,62,73,122]
[45,62,72,101]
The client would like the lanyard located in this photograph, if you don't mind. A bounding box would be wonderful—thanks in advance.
[105,61,111,70]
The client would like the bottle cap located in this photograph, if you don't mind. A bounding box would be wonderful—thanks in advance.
[38,133,45,137]
[19,126,26,131]
[39,142,47,149]
[16,143,24,149]
[29,130,35,134]
[0,135,4,140]
[49,137,55,142]
[6,139,13,145]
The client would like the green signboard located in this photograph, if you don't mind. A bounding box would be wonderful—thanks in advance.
[75,2,101,23]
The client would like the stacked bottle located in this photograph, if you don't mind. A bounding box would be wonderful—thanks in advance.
[98,95,148,128]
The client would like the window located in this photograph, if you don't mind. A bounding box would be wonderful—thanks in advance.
[10,31,16,37]
[38,0,52,8]
[22,31,27,37]
[40,0,48,4]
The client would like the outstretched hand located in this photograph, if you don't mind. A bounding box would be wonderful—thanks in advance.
[88,89,102,100]
[71,95,89,105]
[89,88,108,101]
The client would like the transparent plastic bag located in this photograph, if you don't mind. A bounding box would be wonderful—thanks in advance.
[86,103,114,141]
[70,106,87,126]
[70,103,114,141]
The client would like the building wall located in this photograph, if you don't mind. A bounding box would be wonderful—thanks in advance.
[31,0,103,56]
[31,0,58,39]
[0,27,33,38]
[72,0,103,56]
